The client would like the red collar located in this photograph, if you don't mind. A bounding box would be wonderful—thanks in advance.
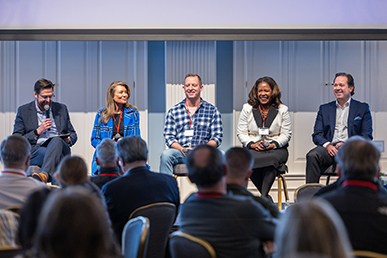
[195,192,224,198]
[341,180,378,191]
[1,171,26,177]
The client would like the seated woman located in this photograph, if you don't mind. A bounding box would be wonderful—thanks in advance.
[275,199,352,258]
[91,81,140,174]
[27,187,121,258]
[237,76,291,199]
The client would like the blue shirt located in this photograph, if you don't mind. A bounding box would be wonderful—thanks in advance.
[164,98,223,148]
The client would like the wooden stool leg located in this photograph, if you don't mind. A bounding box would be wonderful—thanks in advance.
[278,176,282,210]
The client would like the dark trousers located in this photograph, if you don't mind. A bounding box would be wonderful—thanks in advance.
[30,137,71,184]
[249,166,277,197]
[305,146,335,183]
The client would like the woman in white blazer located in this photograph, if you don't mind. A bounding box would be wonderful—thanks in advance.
[237,76,292,199]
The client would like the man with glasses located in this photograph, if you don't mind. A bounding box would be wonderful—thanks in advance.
[13,78,77,184]
[159,73,223,175]
[305,72,373,184]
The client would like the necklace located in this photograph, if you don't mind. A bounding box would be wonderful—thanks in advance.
[112,109,123,138]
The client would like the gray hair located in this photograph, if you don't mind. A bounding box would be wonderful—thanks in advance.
[335,136,380,181]
[0,135,31,167]
[275,199,352,258]
[96,138,117,164]
[115,136,147,163]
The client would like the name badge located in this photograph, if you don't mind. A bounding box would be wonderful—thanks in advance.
[259,127,269,136]
[185,129,194,137]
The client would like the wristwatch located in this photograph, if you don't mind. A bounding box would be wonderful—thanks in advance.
[182,148,188,154]
[34,129,39,137]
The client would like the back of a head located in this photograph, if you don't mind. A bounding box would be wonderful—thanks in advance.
[115,135,148,163]
[0,135,31,168]
[275,199,352,258]
[96,138,117,164]
[335,136,380,181]
[225,147,253,180]
[186,145,225,188]
[57,156,88,187]
[34,187,118,258]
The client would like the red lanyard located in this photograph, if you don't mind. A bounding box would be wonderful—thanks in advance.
[1,171,26,177]
[195,192,224,198]
[341,180,378,191]
[112,109,123,134]
[185,100,200,128]
[258,105,268,127]
[99,174,119,177]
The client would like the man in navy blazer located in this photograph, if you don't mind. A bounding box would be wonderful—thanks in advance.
[13,78,77,184]
[306,72,373,183]
[102,135,180,243]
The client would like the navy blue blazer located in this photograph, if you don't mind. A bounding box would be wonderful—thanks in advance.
[102,165,180,242]
[13,101,78,148]
[312,99,373,146]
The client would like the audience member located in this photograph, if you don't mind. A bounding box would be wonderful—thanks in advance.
[17,188,52,253]
[275,199,352,258]
[102,135,180,243]
[90,138,121,189]
[0,135,49,209]
[12,78,77,184]
[159,73,223,175]
[55,155,104,202]
[225,147,279,218]
[319,136,387,254]
[28,187,121,258]
[180,145,276,258]
[305,72,372,184]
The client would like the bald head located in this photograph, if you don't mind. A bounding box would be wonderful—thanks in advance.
[186,145,225,188]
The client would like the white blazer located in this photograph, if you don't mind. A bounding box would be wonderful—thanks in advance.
[237,103,292,148]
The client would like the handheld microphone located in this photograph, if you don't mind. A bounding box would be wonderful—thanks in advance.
[263,141,270,148]
[44,105,50,131]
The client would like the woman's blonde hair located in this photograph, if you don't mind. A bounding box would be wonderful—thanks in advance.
[101,81,139,124]
[275,199,353,258]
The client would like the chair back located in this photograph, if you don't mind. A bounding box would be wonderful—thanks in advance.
[122,216,150,258]
[353,250,387,258]
[0,246,21,258]
[294,183,325,203]
[0,210,19,248]
[169,231,216,258]
[129,202,176,258]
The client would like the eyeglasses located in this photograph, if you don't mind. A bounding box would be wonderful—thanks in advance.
[39,94,55,100]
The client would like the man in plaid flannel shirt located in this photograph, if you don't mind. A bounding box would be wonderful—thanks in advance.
[159,73,223,175]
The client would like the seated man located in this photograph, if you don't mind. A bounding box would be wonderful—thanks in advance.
[319,136,387,254]
[102,135,180,243]
[159,73,223,175]
[13,78,77,184]
[225,147,279,218]
[0,135,49,209]
[305,72,372,183]
[90,138,121,189]
[180,145,276,258]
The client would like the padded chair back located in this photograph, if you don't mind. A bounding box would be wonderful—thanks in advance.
[294,183,325,203]
[0,210,19,248]
[0,246,21,258]
[353,250,387,258]
[122,216,150,258]
[169,231,216,258]
[129,202,177,258]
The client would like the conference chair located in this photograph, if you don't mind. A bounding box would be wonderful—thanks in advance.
[129,202,177,258]
[122,216,150,258]
[169,231,216,258]
[172,164,188,178]
[321,164,338,185]
[294,183,325,203]
[275,163,289,210]
[0,210,19,248]
[353,250,387,258]
[0,246,21,258]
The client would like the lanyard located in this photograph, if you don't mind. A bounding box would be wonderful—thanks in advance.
[341,180,378,191]
[185,100,200,128]
[195,192,224,198]
[99,173,120,177]
[112,109,123,135]
[258,105,268,127]
[1,171,26,177]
